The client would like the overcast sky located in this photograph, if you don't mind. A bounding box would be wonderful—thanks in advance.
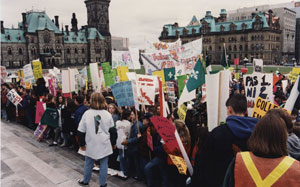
[0,0,292,48]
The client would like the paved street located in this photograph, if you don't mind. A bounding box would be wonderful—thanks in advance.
[1,120,146,187]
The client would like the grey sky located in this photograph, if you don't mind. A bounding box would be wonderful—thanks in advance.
[0,0,291,48]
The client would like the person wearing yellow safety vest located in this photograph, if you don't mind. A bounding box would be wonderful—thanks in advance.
[223,110,300,187]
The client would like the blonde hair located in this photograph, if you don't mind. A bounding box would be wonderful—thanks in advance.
[174,120,191,147]
[89,92,107,110]
[108,103,122,114]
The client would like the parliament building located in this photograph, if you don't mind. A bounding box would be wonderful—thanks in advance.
[1,0,111,69]
[159,9,282,65]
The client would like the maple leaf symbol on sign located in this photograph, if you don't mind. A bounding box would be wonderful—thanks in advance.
[190,70,199,80]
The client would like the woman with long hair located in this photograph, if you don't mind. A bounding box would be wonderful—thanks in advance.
[223,109,300,187]
[77,92,114,187]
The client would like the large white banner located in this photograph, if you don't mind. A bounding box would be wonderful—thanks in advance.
[90,63,100,91]
[244,73,273,116]
[145,39,182,52]
[62,69,76,94]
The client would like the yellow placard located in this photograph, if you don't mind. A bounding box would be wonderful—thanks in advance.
[169,154,187,175]
[32,60,43,80]
[234,73,239,80]
[177,104,187,121]
[252,97,290,119]
[25,81,31,89]
[288,68,300,83]
[17,70,24,78]
[117,66,129,82]
[228,67,234,72]
[153,70,166,85]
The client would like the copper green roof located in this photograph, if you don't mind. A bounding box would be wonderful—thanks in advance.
[1,29,26,43]
[25,12,62,34]
[161,12,270,37]
[64,28,104,44]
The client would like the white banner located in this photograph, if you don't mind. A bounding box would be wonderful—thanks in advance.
[253,59,264,73]
[90,63,100,91]
[6,89,22,106]
[112,48,141,69]
[136,74,157,106]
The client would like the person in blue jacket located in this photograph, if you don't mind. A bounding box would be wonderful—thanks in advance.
[191,94,259,187]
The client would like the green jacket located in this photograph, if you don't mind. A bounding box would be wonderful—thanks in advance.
[40,107,59,128]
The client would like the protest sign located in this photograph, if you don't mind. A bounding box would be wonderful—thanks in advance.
[23,64,35,84]
[62,69,76,94]
[251,97,289,118]
[244,73,273,116]
[6,89,22,106]
[169,154,187,175]
[153,70,165,85]
[177,47,200,74]
[178,104,187,121]
[166,81,176,103]
[177,75,187,97]
[175,64,186,77]
[35,101,45,124]
[32,60,43,80]
[101,62,115,86]
[110,81,135,107]
[34,124,48,139]
[284,75,300,112]
[288,68,300,83]
[146,39,181,51]
[129,48,141,69]
[136,74,157,106]
[206,70,230,131]
[253,59,263,73]
[89,63,100,90]
[117,66,129,82]
[48,79,57,96]
[0,66,7,83]
[150,116,179,153]
[112,49,141,69]
[126,72,137,81]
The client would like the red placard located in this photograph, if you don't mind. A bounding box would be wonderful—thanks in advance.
[35,101,45,124]
[234,58,239,65]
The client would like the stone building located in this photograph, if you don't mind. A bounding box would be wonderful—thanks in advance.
[159,9,282,65]
[0,0,111,69]
[228,3,298,63]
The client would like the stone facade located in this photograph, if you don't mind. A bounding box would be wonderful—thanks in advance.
[1,0,111,69]
[159,10,282,65]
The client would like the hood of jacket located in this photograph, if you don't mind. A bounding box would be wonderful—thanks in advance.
[226,115,259,139]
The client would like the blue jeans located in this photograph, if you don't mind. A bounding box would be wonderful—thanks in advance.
[118,149,128,176]
[144,157,168,187]
[1,108,7,120]
[83,156,109,186]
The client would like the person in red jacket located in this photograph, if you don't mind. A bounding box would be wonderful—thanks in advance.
[223,109,300,187]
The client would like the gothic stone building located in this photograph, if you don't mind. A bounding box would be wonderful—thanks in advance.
[0,0,111,69]
[159,9,282,65]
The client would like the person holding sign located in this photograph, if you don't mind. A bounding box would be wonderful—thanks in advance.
[192,94,259,187]
[223,111,300,187]
[77,92,114,187]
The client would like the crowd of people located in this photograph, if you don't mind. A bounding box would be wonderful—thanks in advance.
[1,71,300,187]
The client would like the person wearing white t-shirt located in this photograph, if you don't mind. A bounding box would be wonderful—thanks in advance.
[77,92,114,187]
[116,109,132,178]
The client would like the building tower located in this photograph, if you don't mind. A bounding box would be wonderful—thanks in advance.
[85,0,111,63]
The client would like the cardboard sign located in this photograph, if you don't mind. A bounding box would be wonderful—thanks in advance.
[178,104,187,121]
[117,66,129,82]
[0,66,7,83]
[153,70,166,86]
[252,97,290,118]
[169,154,187,175]
[6,89,23,106]
[23,64,35,84]
[243,73,273,116]
[166,81,176,103]
[253,59,263,73]
[32,60,43,80]
[89,63,100,90]
[101,62,115,87]
[110,81,136,107]
[150,116,180,153]
[35,101,45,124]
[136,74,157,106]
[288,68,300,83]
[48,79,57,97]
[34,124,47,139]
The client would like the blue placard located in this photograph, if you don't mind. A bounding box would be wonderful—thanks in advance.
[110,81,134,107]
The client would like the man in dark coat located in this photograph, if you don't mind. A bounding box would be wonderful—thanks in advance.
[191,94,259,187]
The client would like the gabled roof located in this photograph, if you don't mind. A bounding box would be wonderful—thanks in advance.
[161,12,270,37]
[25,12,61,34]
[64,28,104,44]
[188,16,200,26]
[1,29,26,43]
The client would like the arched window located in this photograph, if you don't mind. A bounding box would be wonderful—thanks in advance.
[233,45,237,51]
[82,48,85,54]
[18,48,23,55]
[8,48,12,55]
[75,48,78,54]
[67,48,71,54]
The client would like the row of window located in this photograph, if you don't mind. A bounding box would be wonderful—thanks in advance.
[205,43,279,52]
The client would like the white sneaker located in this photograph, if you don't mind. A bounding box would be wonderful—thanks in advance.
[92,166,99,171]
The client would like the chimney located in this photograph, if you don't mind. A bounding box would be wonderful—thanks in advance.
[1,21,4,34]
[22,12,27,31]
[54,16,59,28]
[65,25,69,35]
[268,10,273,27]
